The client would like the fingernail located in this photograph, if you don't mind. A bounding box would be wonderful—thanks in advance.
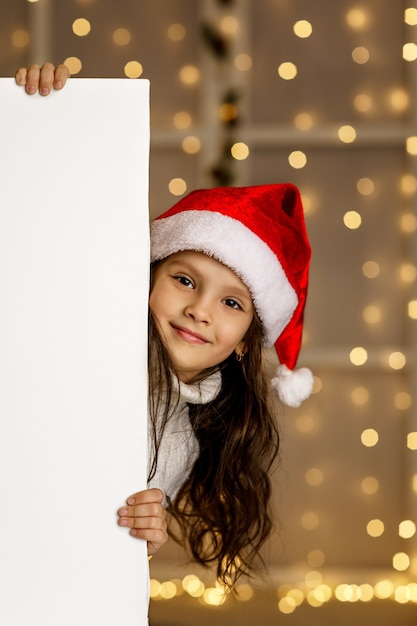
[55,81,62,89]
[40,87,49,96]
[119,519,128,526]
[127,497,135,505]
[119,508,128,516]
[28,86,36,94]
[130,529,138,536]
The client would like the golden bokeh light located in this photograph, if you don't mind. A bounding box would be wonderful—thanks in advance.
[366,519,384,537]
[361,476,379,495]
[351,386,369,405]
[11,29,30,48]
[305,468,324,487]
[403,42,417,61]
[173,111,192,130]
[220,15,239,34]
[350,346,368,366]
[307,550,326,568]
[124,61,143,78]
[406,136,417,155]
[219,103,238,123]
[399,520,416,539]
[64,56,83,75]
[388,88,410,112]
[394,391,412,410]
[293,20,313,38]
[393,552,410,572]
[352,46,370,64]
[407,432,417,450]
[182,136,201,154]
[179,65,201,86]
[400,263,417,283]
[405,8,417,25]
[167,23,186,41]
[72,18,91,37]
[362,305,381,324]
[401,213,417,233]
[301,511,320,530]
[408,299,417,319]
[278,597,296,614]
[361,428,379,447]
[354,93,373,113]
[113,28,131,46]
[357,177,375,195]
[388,351,406,370]
[374,580,394,600]
[278,62,298,80]
[346,8,369,29]
[343,210,362,229]
[288,150,307,169]
[338,125,357,143]
[401,174,417,194]
[169,178,187,196]
[234,53,253,71]
[295,414,316,434]
[294,112,314,130]
[362,260,380,279]
[231,142,250,160]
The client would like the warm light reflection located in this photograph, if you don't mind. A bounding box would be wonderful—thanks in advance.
[403,42,417,61]
[361,428,379,447]
[231,142,249,160]
[343,210,361,229]
[393,552,410,572]
[220,15,239,34]
[361,476,379,495]
[338,125,357,143]
[388,351,406,370]
[408,299,417,319]
[307,550,326,568]
[301,511,320,530]
[352,46,370,64]
[407,432,417,450]
[72,18,91,37]
[362,260,380,278]
[11,29,30,48]
[346,8,368,29]
[124,61,143,78]
[351,386,369,405]
[113,28,131,46]
[350,346,368,365]
[363,305,381,324]
[400,263,417,283]
[179,65,201,85]
[169,178,187,196]
[405,8,417,25]
[389,88,410,112]
[354,93,373,112]
[293,20,313,38]
[167,23,186,41]
[406,136,417,155]
[367,518,384,537]
[305,468,324,486]
[401,174,417,194]
[64,56,83,74]
[357,177,375,195]
[399,520,416,539]
[296,414,315,434]
[401,213,417,233]
[288,150,307,169]
[234,53,252,71]
[394,391,412,410]
[182,136,201,154]
[278,62,298,80]
[294,112,314,130]
[173,111,192,129]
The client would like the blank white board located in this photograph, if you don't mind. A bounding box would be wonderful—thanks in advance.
[0,79,150,624]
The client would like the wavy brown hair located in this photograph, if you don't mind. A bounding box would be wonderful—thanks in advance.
[148,308,280,586]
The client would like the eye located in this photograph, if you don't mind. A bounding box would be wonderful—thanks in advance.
[173,274,194,288]
[223,298,243,310]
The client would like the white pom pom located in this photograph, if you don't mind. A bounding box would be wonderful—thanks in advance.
[271,364,314,408]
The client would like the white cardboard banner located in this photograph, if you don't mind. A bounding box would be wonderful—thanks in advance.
[0,79,150,624]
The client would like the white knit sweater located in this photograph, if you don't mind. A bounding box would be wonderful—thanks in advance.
[147,370,222,504]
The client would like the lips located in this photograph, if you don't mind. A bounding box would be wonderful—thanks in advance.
[171,324,209,344]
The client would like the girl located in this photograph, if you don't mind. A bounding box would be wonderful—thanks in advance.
[15,65,313,585]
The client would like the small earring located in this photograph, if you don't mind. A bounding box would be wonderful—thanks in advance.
[236,352,245,362]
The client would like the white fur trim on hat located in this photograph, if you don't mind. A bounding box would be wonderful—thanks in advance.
[271,364,314,408]
[151,210,298,347]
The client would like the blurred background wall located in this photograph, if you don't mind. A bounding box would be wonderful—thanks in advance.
[1,1,417,624]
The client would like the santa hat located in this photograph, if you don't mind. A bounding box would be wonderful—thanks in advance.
[150,183,313,408]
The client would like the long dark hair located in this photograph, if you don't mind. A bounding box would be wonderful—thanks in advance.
[148,309,280,586]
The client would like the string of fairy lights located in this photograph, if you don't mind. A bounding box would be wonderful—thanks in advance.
[6,0,417,615]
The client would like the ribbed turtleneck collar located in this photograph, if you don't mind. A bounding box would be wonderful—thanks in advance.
[172,370,222,405]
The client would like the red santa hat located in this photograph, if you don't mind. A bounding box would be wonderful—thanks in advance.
[150,183,313,408]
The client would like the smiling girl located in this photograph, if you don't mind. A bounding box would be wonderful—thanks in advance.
[16,65,313,586]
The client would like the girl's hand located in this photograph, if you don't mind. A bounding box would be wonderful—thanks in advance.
[15,62,70,96]
[117,488,168,556]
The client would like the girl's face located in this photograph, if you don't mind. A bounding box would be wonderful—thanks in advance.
[149,250,254,383]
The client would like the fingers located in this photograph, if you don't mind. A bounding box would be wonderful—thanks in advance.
[15,62,70,96]
[117,488,168,555]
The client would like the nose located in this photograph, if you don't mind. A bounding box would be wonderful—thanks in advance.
[184,295,213,324]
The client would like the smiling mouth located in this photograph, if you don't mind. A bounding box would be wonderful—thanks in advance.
[171,324,209,344]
